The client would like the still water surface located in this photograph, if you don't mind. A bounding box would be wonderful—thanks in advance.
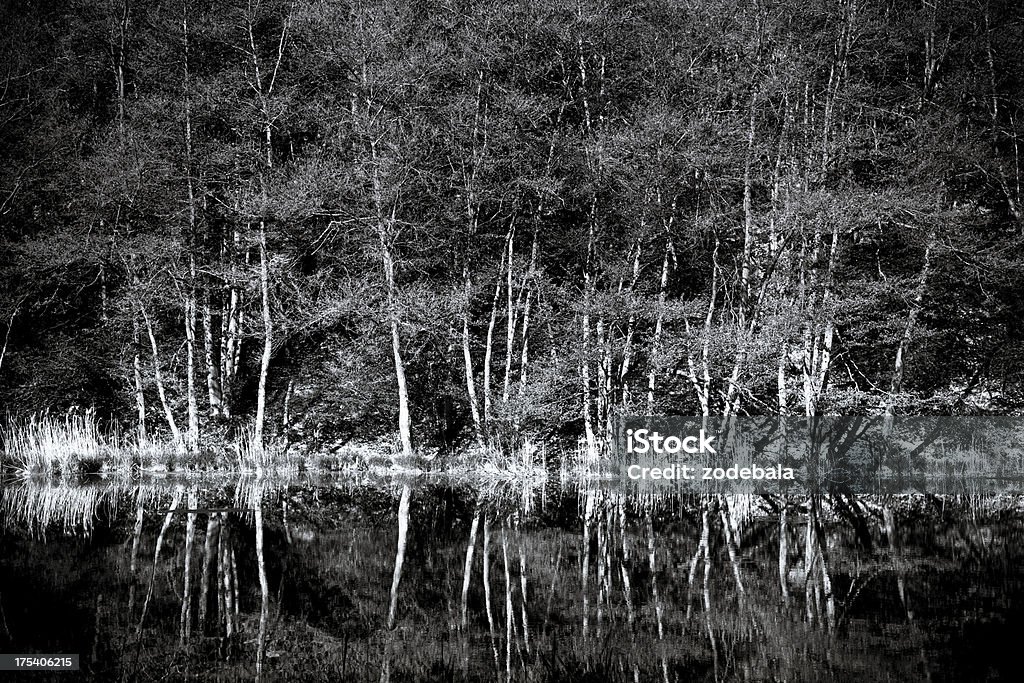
[1,475,1022,682]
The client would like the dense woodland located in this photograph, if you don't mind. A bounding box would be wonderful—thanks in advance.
[1,0,1023,456]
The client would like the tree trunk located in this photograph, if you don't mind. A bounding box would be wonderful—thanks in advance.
[222,275,240,418]
[140,304,184,452]
[383,234,413,457]
[886,230,935,423]
[462,273,484,445]
[254,223,273,448]
[182,8,200,450]
[483,225,512,428]
[132,317,147,443]
[648,240,672,415]
[619,239,641,407]
[184,282,199,450]
[203,292,223,417]
[502,229,517,405]
[0,304,17,378]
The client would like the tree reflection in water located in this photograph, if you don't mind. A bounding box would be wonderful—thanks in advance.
[1,476,1023,681]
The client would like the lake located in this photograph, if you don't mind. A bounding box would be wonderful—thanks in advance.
[1,474,1022,681]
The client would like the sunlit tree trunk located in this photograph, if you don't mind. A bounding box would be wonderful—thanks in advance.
[885,230,935,424]
[181,6,200,452]
[801,228,839,417]
[254,224,272,448]
[139,304,184,452]
[619,239,641,407]
[184,281,199,450]
[502,236,518,407]
[0,304,18,379]
[684,240,718,416]
[460,70,488,445]
[382,230,413,457]
[483,224,513,429]
[648,239,672,415]
[132,319,147,443]
[723,98,761,418]
[462,277,484,445]
[245,4,288,450]
[221,270,241,418]
[516,227,539,402]
[203,293,223,417]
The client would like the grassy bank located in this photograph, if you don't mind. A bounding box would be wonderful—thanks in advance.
[0,414,287,476]
[0,414,552,479]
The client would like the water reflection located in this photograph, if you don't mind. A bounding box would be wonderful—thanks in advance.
[1,475,1023,681]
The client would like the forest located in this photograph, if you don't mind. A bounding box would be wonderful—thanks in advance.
[1,0,1023,463]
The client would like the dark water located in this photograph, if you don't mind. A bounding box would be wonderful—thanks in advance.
[1,475,1023,682]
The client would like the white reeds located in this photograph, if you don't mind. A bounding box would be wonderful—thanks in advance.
[1,412,104,475]
[234,424,281,473]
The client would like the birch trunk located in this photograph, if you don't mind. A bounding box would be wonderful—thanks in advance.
[619,239,641,407]
[648,241,672,414]
[0,305,17,378]
[184,281,199,450]
[182,7,199,451]
[502,231,517,405]
[140,304,184,452]
[886,230,935,424]
[132,317,147,443]
[383,233,413,457]
[364,106,413,455]
[483,225,512,427]
[246,4,287,449]
[254,223,272,448]
[462,272,484,445]
[203,292,223,417]
[221,278,240,418]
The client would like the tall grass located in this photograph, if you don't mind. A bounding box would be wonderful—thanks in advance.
[233,424,284,473]
[1,413,105,475]
[0,412,184,475]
